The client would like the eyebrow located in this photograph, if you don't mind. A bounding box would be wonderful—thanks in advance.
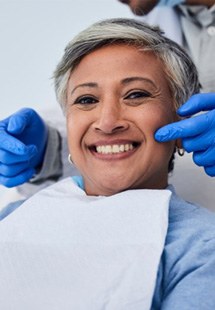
[70,82,98,95]
[121,77,156,88]
[70,77,156,95]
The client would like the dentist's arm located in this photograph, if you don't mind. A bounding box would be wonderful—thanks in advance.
[0,108,48,187]
[155,93,215,176]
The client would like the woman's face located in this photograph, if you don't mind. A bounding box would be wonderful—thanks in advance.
[66,44,177,196]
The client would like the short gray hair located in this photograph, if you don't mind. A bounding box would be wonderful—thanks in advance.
[53,18,200,113]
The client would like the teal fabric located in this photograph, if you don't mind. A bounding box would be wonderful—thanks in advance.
[72,175,84,190]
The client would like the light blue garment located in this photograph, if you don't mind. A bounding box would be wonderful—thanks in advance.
[159,0,185,6]
[152,188,215,309]
[72,175,84,189]
[0,200,24,221]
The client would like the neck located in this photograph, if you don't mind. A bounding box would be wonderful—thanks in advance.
[186,0,215,8]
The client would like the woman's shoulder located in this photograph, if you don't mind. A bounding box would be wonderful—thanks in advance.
[154,186,215,309]
[168,185,215,241]
[164,186,215,286]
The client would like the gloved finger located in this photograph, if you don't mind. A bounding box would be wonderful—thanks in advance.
[182,128,215,152]
[178,93,215,116]
[204,165,215,177]
[0,146,37,164]
[155,110,215,142]
[0,131,30,154]
[7,108,36,134]
[0,129,38,155]
[0,161,30,177]
[193,146,215,167]
[0,168,35,187]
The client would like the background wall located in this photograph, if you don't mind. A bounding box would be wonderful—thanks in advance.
[0,0,133,119]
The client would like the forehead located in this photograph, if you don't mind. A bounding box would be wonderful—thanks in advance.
[69,44,167,83]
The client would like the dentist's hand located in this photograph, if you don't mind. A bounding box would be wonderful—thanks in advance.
[0,108,48,187]
[155,93,215,176]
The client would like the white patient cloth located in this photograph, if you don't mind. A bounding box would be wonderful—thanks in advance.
[0,178,171,310]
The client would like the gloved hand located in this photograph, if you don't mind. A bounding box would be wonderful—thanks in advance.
[155,93,215,177]
[0,108,48,187]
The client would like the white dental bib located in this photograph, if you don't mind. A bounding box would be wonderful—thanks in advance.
[0,177,171,310]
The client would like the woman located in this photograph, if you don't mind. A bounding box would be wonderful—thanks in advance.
[0,18,215,309]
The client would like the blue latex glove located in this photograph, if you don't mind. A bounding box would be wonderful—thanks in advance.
[155,93,215,177]
[0,108,48,187]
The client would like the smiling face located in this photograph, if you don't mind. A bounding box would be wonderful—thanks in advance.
[66,44,177,196]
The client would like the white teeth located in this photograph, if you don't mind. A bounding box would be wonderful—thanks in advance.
[96,144,134,154]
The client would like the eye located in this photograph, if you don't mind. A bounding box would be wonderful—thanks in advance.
[125,90,151,100]
[74,95,98,105]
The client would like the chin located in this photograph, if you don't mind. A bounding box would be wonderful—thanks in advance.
[131,3,156,15]
[87,177,133,196]
[99,183,129,196]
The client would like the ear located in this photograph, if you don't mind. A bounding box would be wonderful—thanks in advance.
[176,138,183,149]
[175,139,185,156]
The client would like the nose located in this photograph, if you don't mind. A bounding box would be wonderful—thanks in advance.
[93,101,129,134]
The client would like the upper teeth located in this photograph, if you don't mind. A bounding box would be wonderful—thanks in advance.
[96,144,134,154]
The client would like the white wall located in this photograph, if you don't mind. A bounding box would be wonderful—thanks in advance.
[0,0,132,119]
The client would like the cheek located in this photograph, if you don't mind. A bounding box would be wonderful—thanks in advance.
[149,108,175,160]
[136,106,176,158]
[136,106,175,137]
[66,114,80,153]
[66,112,91,153]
